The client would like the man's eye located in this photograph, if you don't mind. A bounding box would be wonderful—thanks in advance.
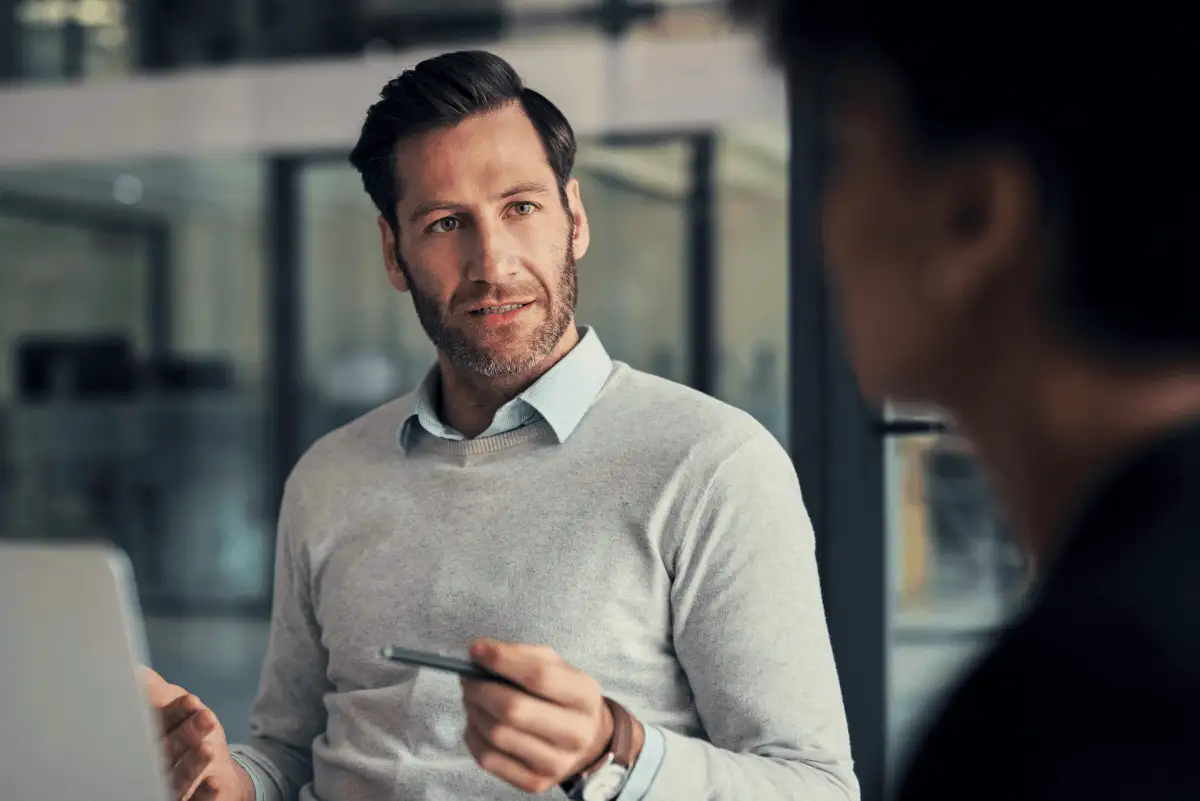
[430,217,459,233]
[512,202,536,216]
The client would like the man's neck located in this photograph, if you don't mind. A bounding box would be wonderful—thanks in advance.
[950,345,1200,568]
[437,325,581,438]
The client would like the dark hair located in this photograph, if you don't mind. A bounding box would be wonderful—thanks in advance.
[734,1,1200,359]
[349,50,577,234]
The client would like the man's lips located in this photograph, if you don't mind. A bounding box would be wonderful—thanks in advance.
[467,301,534,316]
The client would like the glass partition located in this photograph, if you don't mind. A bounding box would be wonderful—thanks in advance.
[0,155,272,614]
[714,125,788,444]
[884,412,1030,776]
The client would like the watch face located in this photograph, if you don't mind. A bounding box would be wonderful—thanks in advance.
[582,764,629,801]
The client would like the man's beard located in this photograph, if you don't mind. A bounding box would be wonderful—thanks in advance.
[399,235,577,378]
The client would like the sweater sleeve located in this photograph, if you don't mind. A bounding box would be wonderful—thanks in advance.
[646,429,859,801]
[228,479,333,801]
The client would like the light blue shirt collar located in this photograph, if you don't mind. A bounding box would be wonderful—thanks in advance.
[398,326,613,451]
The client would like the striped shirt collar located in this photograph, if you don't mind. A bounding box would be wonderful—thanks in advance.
[397,326,613,452]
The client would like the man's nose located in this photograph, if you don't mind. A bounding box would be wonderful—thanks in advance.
[466,219,517,284]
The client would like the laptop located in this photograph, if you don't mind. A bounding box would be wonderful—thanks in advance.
[0,541,171,801]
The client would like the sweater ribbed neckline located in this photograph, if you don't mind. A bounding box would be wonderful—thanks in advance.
[406,418,559,457]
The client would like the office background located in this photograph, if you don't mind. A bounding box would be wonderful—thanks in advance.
[0,3,1025,800]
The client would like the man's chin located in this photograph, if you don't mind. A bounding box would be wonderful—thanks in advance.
[444,340,536,377]
[459,355,539,379]
[441,315,569,377]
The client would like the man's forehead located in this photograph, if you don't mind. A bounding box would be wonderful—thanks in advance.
[392,106,552,200]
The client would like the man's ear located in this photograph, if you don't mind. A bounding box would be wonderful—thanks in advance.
[378,216,409,293]
[925,150,1039,309]
[565,178,590,262]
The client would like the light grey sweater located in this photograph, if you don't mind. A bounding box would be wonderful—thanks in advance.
[230,363,858,801]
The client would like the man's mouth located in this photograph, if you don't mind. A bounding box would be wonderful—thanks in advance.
[469,302,532,316]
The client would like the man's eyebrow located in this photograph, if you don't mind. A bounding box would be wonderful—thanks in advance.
[408,182,553,223]
[499,181,552,198]
[408,201,459,224]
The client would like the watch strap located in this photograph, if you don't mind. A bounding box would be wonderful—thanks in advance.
[604,698,637,767]
[561,697,636,798]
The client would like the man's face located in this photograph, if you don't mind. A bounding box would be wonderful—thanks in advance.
[379,104,590,378]
[819,67,1040,405]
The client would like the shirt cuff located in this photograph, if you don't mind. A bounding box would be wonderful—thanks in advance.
[616,723,666,801]
[229,751,265,801]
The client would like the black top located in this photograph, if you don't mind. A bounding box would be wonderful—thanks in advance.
[897,423,1200,800]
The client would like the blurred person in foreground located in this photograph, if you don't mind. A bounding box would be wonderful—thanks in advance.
[140,50,857,801]
[737,2,1200,799]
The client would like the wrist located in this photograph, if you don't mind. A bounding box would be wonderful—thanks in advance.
[578,699,616,775]
[231,759,257,801]
[629,717,645,765]
[563,698,644,797]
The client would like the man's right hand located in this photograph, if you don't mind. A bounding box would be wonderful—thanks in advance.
[141,667,255,801]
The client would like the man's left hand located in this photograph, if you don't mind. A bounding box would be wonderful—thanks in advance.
[460,639,613,794]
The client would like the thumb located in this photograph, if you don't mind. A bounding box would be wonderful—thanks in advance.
[140,666,186,708]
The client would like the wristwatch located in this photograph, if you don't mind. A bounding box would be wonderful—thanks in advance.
[561,697,638,801]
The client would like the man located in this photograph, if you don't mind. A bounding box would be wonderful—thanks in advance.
[737,2,1200,799]
[143,50,857,801]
